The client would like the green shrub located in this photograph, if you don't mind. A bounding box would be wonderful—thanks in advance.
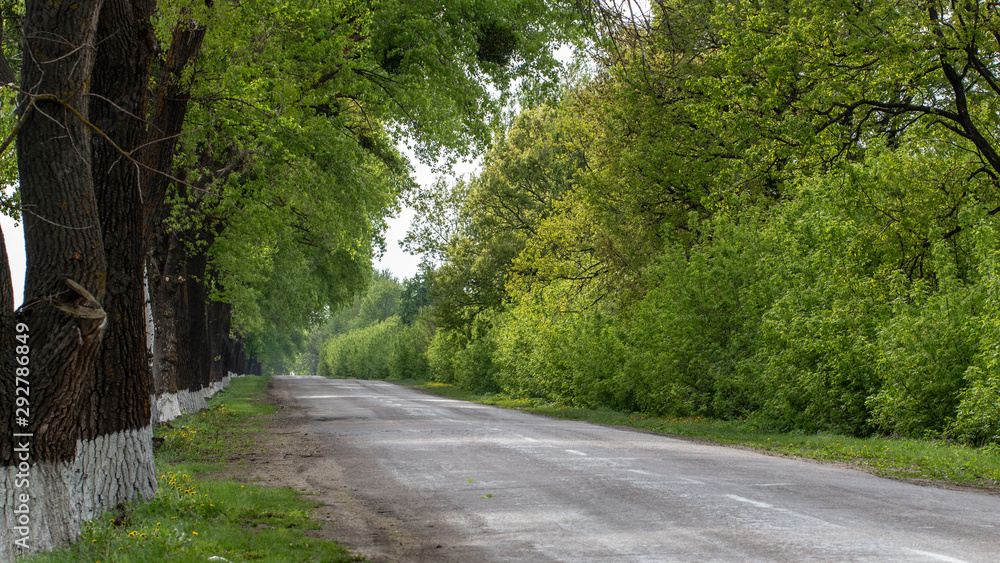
[621,212,774,418]
[426,327,465,385]
[390,321,433,381]
[739,183,897,435]
[493,291,577,401]
[953,231,1000,445]
[870,270,979,437]
[493,281,622,407]
[749,283,885,435]
[453,326,501,393]
[428,313,501,392]
[320,316,402,380]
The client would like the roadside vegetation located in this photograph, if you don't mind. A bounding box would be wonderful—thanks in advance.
[295,1,1000,477]
[415,382,1000,491]
[24,377,364,563]
[295,261,1000,492]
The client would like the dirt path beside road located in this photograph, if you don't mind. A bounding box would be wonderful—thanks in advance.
[221,378,486,563]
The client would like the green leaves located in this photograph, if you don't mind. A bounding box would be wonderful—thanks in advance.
[313,273,432,381]
[148,0,581,372]
[287,0,1000,446]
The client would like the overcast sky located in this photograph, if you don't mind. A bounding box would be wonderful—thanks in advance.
[1,211,23,308]
[374,148,481,281]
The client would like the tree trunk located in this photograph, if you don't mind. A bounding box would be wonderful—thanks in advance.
[82,0,159,515]
[175,232,213,408]
[140,17,206,242]
[149,149,243,421]
[140,17,206,418]
[208,292,232,381]
[229,333,247,375]
[1,0,110,554]
[150,232,185,422]
[151,225,219,420]
[0,226,17,462]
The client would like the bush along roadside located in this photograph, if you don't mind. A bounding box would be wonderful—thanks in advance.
[24,376,365,563]
[414,382,1000,492]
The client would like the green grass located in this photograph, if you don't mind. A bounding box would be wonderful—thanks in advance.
[26,376,364,563]
[154,376,276,467]
[414,382,1000,490]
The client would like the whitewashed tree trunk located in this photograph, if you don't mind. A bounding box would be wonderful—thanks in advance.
[0,428,157,559]
[0,0,159,557]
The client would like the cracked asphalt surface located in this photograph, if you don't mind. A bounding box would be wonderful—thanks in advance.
[265,375,1000,562]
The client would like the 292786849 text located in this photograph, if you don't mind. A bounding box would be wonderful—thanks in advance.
[12,321,31,550]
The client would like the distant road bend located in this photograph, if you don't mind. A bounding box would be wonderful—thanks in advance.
[271,376,1000,562]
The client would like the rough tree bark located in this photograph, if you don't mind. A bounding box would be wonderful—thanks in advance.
[140,17,207,421]
[1,0,111,555]
[158,226,215,416]
[0,226,17,468]
[208,296,232,382]
[150,226,251,422]
[140,16,206,239]
[176,231,213,399]
[82,0,159,513]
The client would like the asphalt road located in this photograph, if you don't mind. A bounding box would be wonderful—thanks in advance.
[272,376,1000,562]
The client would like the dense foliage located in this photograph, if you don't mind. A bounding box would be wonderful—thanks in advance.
[139,0,583,375]
[299,271,432,382]
[307,0,1000,447]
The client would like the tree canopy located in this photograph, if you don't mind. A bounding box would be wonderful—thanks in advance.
[0,0,584,552]
[366,0,1000,445]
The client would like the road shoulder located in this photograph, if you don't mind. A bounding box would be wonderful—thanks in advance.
[217,377,473,563]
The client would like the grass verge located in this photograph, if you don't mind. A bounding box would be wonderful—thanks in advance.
[26,376,364,563]
[414,382,1000,491]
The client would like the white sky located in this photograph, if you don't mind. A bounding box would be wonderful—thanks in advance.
[374,148,481,281]
[1,212,23,308]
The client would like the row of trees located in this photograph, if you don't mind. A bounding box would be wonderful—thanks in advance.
[313,0,1000,448]
[293,271,432,382]
[0,0,579,555]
